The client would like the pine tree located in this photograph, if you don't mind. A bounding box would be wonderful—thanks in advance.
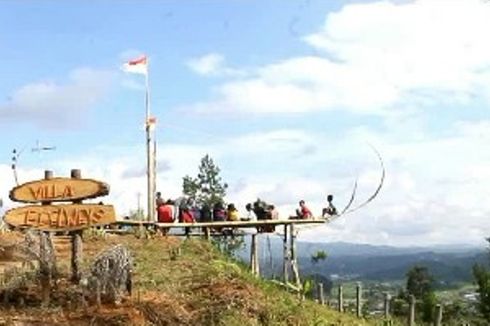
[182,154,228,207]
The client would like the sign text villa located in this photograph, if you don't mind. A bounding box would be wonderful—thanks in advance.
[4,172,115,231]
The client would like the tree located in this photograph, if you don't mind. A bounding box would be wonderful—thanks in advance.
[182,154,228,207]
[405,265,436,323]
[473,238,490,321]
[311,250,327,264]
[406,265,433,298]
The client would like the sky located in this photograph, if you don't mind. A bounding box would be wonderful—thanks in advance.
[1,0,489,247]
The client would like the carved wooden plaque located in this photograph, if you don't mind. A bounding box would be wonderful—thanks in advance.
[3,204,116,231]
[9,178,109,203]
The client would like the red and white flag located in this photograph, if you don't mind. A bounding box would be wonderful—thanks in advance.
[147,116,157,130]
[122,55,148,75]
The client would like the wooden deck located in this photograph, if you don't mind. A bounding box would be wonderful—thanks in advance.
[114,218,328,229]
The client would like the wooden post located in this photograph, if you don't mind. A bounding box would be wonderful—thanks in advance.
[283,224,289,284]
[338,285,344,313]
[40,170,53,306]
[384,293,391,318]
[408,295,415,326]
[95,278,101,308]
[317,282,325,305]
[44,170,53,180]
[39,231,51,306]
[70,169,83,284]
[250,234,259,276]
[356,282,362,318]
[434,304,443,326]
[203,227,210,241]
[290,223,301,288]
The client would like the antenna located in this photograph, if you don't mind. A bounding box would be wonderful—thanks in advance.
[32,139,56,154]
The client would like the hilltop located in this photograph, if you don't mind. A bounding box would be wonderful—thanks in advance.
[0,233,380,325]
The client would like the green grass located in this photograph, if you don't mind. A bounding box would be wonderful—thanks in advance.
[122,237,380,325]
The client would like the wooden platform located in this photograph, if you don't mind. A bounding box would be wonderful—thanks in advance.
[114,218,328,229]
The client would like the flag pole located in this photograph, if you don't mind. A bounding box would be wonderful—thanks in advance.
[145,58,155,222]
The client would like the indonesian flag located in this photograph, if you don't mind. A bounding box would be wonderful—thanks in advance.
[122,55,148,75]
[147,116,157,131]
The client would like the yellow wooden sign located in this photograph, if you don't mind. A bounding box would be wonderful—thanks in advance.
[3,204,116,231]
[9,178,109,203]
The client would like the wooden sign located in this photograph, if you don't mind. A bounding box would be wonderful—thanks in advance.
[9,178,109,203]
[3,204,116,231]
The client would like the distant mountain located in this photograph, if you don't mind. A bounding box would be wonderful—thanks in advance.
[237,237,486,286]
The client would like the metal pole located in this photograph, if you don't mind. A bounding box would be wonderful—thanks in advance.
[145,63,155,222]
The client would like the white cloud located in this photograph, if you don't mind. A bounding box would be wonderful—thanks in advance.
[0,68,115,128]
[186,53,245,77]
[182,0,490,115]
[3,119,490,246]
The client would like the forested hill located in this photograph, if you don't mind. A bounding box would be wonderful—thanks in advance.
[239,237,486,285]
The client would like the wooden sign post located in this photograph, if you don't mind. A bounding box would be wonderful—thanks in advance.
[4,169,116,285]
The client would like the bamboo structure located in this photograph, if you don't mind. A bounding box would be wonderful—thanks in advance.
[250,234,260,276]
[283,224,289,284]
[290,224,301,289]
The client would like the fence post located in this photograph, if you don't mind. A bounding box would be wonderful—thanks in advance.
[338,284,344,313]
[434,304,443,326]
[356,282,362,317]
[408,295,415,326]
[384,293,391,318]
[283,224,289,284]
[317,282,325,305]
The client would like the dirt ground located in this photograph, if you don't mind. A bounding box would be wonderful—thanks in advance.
[0,231,181,326]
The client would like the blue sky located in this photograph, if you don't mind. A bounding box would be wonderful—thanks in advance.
[1,0,490,246]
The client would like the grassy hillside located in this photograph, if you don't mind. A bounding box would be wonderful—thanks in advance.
[129,236,377,325]
[1,234,391,325]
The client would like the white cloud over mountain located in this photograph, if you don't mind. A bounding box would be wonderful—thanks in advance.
[184,0,490,115]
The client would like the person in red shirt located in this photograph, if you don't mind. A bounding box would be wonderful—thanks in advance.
[157,199,174,236]
[296,200,313,219]
[180,206,195,237]
[158,200,175,223]
[181,207,195,223]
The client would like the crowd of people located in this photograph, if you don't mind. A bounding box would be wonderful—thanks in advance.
[155,192,338,225]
